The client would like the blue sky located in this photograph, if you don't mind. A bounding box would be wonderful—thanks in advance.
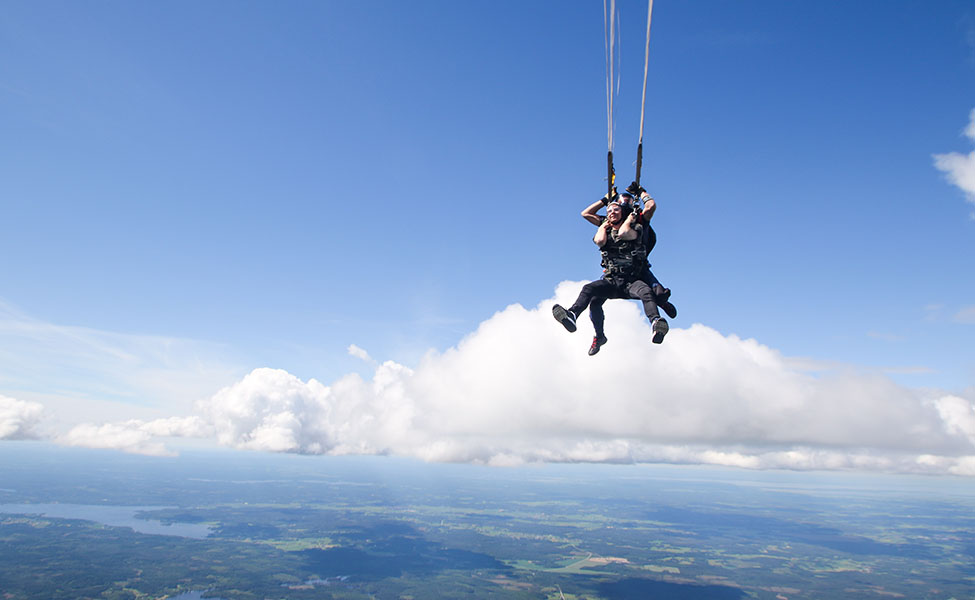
[2,1,974,473]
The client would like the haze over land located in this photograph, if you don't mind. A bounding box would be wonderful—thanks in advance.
[2,445,974,599]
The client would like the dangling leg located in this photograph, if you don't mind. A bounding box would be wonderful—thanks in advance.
[644,268,677,319]
[588,298,609,355]
[653,285,677,319]
[628,280,668,344]
[553,280,615,333]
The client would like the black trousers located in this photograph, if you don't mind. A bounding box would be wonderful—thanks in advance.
[568,277,660,332]
[589,269,664,338]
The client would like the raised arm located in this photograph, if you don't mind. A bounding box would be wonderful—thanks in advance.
[617,212,639,241]
[640,191,656,221]
[581,196,608,226]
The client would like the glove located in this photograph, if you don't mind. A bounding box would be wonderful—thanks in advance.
[626,181,645,196]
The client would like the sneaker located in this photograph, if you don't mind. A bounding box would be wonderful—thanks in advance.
[588,335,608,356]
[652,285,671,302]
[651,317,669,344]
[552,304,577,332]
[659,300,677,319]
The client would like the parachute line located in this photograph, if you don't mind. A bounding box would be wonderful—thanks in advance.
[604,0,616,154]
[604,0,620,196]
[635,0,654,186]
[637,0,653,146]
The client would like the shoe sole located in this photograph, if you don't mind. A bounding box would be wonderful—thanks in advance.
[652,320,669,344]
[552,305,577,332]
[661,302,677,319]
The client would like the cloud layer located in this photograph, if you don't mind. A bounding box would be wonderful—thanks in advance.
[58,416,210,457]
[933,108,975,212]
[35,282,975,476]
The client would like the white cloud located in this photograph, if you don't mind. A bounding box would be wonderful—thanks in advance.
[933,108,975,210]
[57,416,210,456]
[347,344,374,363]
[933,395,975,443]
[0,394,44,440]
[55,282,975,475]
[199,368,334,454]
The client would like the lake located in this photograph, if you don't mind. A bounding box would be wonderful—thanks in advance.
[0,502,213,538]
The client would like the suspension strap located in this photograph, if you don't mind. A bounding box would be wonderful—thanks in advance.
[604,0,618,198]
[634,0,654,188]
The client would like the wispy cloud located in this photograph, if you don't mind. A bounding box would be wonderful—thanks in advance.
[933,108,975,215]
[881,366,936,376]
[44,282,975,476]
[0,300,241,421]
[954,305,975,324]
[867,331,903,342]
[924,303,945,318]
[964,14,975,66]
[347,344,375,363]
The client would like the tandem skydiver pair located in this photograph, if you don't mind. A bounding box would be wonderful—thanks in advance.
[552,182,676,354]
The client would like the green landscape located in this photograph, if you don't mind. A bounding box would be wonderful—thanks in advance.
[1,444,974,599]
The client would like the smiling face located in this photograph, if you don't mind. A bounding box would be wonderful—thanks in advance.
[606,202,623,225]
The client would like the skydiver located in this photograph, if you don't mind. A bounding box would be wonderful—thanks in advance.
[551,196,669,346]
[581,183,676,355]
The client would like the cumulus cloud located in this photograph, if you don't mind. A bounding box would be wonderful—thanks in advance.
[200,368,335,453]
[0,394,44,440]
[933,108,975,212]
[60,282,975,475]
[934,395,975,443]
